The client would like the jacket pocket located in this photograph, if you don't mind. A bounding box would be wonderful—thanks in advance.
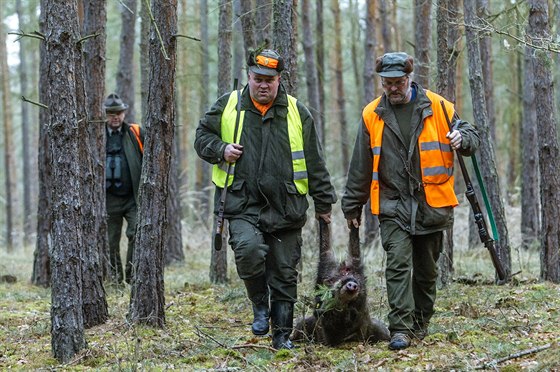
[379,198,399,217]
[417,203,452,227]
[283,181,309,222]
[225,179,247,214]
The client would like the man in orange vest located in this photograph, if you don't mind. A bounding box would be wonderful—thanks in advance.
[341,52,479,350]
[104,93,144,285]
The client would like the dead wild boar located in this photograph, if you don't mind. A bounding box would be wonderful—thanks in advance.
[292,221,390,346]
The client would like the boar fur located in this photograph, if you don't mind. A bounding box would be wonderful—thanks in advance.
[292,222,390,346]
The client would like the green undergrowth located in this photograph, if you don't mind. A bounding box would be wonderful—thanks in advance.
[1,217,559,370]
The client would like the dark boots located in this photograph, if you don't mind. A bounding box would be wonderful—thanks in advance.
[243,278,270,336]
[271,301,295,350]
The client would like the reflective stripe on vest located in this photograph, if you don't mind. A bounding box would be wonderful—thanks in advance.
[362,90,458,215]
[212,91,308,194]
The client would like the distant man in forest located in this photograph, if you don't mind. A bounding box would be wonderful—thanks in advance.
[194,49,337,349]
[104,93,144,285]
[341,52,480,350]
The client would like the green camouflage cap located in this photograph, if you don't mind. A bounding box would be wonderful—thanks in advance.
[375,52,414,78]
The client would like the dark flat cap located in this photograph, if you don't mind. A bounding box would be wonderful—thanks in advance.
[375,52,414,78]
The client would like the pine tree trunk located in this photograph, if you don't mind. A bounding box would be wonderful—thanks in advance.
[116,0,138,122]
[330,0,349,175]
[414,0,431,88]
[363,0,379,246]
[82,0,109,328]
[239,0,256,51]
[45,0,87,361]
[315,0,326,146]
[301,0,323,141]
[32,4,51,288]
[0,4,19,253]
[16,0,35,248]
[273,0,298,95]
[521,46,540,250]
[129,0,178,326]
[527,0,560,282]
[464,0,511,281]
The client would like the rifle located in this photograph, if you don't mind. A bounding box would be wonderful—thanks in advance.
[440,101,506,281]
[214,80,242,251]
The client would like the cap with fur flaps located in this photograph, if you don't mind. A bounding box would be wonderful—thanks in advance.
[247,49,284,76]
[103,93,129,113]
[375,52,414,78]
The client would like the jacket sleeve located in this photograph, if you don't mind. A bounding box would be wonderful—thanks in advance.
[299,102,337,214]
[194,94,230,164]
[454,114,480,156]
[341,118,373,220]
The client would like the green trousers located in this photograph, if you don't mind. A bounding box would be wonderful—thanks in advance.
[228,219,302,303]
[106,193,137,284]
[380,221,442,335]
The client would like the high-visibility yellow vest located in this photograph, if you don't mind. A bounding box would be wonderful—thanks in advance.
[212,91,308,194]
[363,90,458,214]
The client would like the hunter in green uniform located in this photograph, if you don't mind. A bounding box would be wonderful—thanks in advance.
[342,53,479,350]
[194,49,337,349]
[104,93,144,285]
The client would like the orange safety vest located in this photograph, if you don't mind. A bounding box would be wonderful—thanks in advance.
[129,124,144,154]
[363,90,458,215]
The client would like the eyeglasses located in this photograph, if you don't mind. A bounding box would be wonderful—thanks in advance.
[381,76,408,89]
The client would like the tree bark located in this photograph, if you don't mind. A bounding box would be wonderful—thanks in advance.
[0,4,19,253]
[45,0,87,362]
[32,2,52,288]
[301,0,322,141]
[82,0,109,328]
[16,0,35,248]
[129,0,178,326]
[315,0,326,146]
[217,0,232,97]
[413,0,431,88]
[464,0,511,281]
[239,0,256,52]
[255,0,272,46]
[273,0,298,95]
[116,0,138,122]
[196,0,212,222]
[520,48,540,250]
[527,0,560,282]
[165,136,185,266]
[330,0,349,175]
[363,0,380,246]
[379,0,392,52]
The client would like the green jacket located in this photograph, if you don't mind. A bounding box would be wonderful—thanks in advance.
[195,85,337,233]
[120,122,144,202]
[342,83,479,235]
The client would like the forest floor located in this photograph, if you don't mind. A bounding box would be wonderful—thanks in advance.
[1,203,559,371]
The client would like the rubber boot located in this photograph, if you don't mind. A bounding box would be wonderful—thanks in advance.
[243,278,270,335]
[271,301,295,350]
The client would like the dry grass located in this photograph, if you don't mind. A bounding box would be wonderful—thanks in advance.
[1,203,559,370]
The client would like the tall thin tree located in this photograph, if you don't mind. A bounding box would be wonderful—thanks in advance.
[116,0,137,122]
[330,0,349,175]
[16,0,34,247]
[464,0,511,281]
[413,0,431,87]
[363,0,380,246]
[0,4,19,253]
[45,0,87,361]
[82,0,109,327]
[273,0,298,95]
[32,1,52,288]
[129,0,178,326]
[527,0,560,282]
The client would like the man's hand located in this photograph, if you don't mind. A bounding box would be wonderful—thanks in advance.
[316,212,331,224]
[224,143,243,162]
[347,218,360,228]
[446,129,462,150]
